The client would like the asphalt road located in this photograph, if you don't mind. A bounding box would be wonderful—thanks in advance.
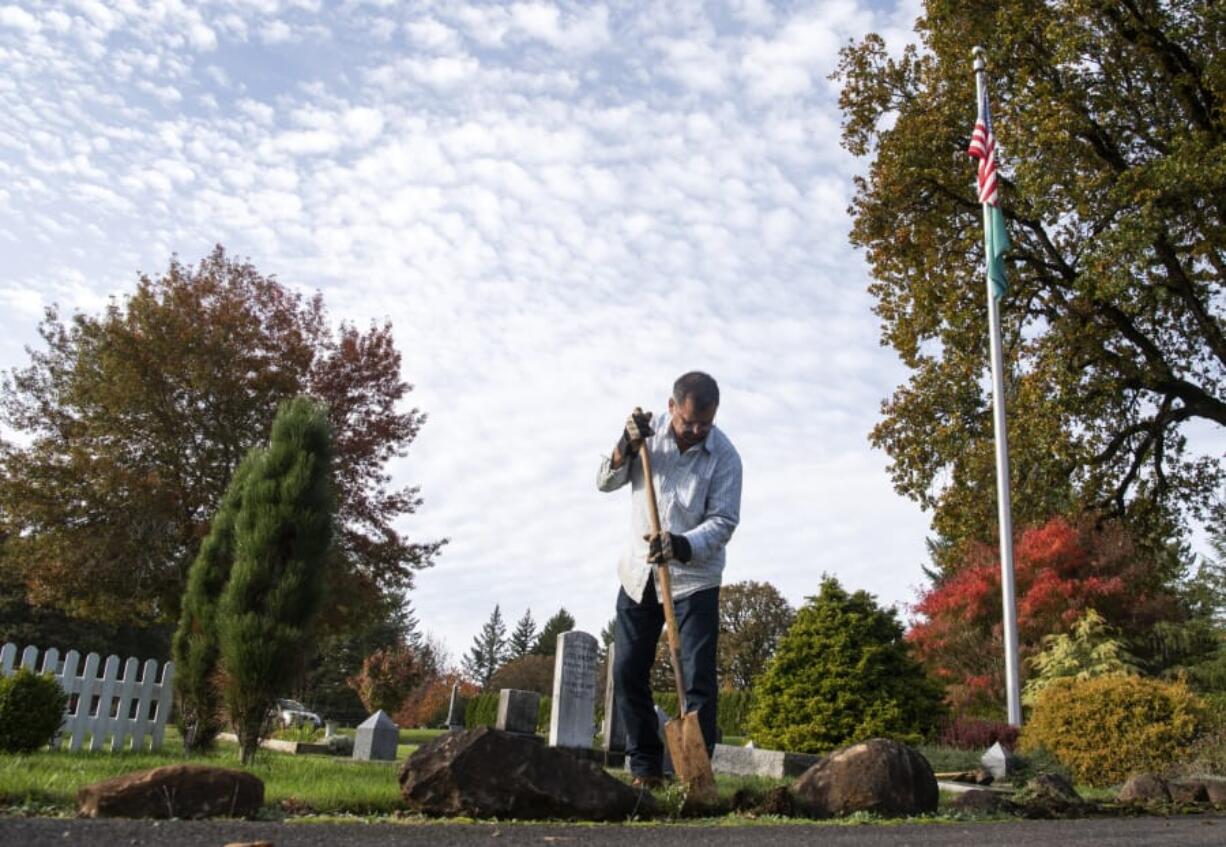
[2,815,1225,847]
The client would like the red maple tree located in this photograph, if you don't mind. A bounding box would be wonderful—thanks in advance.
[907,515,1183,713]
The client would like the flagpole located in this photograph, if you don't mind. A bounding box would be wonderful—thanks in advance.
[972,45,1022,727]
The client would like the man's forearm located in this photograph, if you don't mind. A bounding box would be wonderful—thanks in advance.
[610,443,628,469]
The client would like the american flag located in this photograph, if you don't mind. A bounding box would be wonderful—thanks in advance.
[968,86,998,206]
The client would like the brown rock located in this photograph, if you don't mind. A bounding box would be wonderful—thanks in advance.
[398,726,653,820]
[223,843,274,847]
[949,789,1009,814]
[758,786,794,816]
[790,738,938,818]
[1202,778,1226,804]
[1168,779,1210,804]
[1013,773,1084,818]
[76,764,264,819]
[1117,773,1171,804]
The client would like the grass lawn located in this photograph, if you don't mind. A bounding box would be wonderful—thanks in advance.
[0,731,1057,824]
[0,729,407,816]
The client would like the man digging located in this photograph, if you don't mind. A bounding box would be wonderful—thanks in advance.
[598,371,743,789]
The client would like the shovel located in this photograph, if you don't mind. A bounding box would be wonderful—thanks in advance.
[638,435,719,805]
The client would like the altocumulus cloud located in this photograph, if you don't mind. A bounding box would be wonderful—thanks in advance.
[7,0,1178,664]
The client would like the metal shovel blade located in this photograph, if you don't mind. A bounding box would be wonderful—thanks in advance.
[664,711,718,805]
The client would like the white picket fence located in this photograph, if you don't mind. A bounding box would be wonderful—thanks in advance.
[0,642,175,752]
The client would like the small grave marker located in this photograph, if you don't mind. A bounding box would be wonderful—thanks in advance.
[496,689,541,736]
[352,710,398,761]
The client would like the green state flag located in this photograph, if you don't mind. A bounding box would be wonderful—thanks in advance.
[985,203,1009,300]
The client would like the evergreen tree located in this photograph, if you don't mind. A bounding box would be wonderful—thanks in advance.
[461,604,509,689]
[402,596,424,651]
[217,398,335,764]
[509,608,537,659]
[748,576,944,753]
[531,608,576,657]
[171,449,259,753]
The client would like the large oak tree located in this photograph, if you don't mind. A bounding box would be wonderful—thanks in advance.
[0,246,443,627]
[836,0,1224,554]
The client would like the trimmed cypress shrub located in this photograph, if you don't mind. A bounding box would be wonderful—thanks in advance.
[171,449,259,753]
[747,576,945,753]
[217,398,335,764]
[0,668,67,753]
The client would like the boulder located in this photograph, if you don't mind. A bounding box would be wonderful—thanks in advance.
[790,738,938,818]
[77,765,264,819]
[1116,773,1171,804]
[1201,777,1226,805]
[949,789,1010,814]
[1168,779,1211,804]
[398,726,652,820]
[1013,773,1084,818]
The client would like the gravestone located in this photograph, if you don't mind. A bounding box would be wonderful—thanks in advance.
[980,741,1017,781]
[446,683,466,732]
[601,642,625,766]
[352,710,398,761]
[548,630,598,749]
[496,689,541,736]
[711,743,820,779]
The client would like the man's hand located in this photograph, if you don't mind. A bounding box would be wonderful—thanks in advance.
[615,409,654,464]
[644,531,692,565]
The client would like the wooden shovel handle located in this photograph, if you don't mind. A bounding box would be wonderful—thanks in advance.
[638,433,689,713]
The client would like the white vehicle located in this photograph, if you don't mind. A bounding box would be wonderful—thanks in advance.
[274,698,322,729]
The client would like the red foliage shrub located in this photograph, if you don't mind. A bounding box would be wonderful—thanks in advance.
[907,515,1183,712]
[395,673,478,729]
[937,716,1020,751]
[346,645,424,716]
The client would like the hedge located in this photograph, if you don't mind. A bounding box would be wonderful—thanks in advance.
[652,690,753,739]
[464,692,552,733]
[466,689,753,739]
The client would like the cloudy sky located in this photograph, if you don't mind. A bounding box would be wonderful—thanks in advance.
[2,1,1217,665]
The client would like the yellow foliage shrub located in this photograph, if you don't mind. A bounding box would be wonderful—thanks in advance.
[1019,674,1205,787]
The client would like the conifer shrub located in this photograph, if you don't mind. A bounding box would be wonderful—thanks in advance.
[172,449,259,753]
[537,696,551,733]
[465,692,499,728]
[747,576,945,753]
[1020,674,1205,786]
[218,397,335,765]
[717,690,754,738]
[0,668,68,753]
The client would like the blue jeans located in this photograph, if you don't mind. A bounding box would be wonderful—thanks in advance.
[613,579,720,777]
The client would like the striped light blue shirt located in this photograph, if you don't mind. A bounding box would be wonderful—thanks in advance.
[597,414,742,604]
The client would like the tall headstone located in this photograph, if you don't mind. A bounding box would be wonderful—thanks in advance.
[446,683,466,732]
[352,710,399,761]
[496,689,541,736]
[601,641,626,766]
[548,630,598,749]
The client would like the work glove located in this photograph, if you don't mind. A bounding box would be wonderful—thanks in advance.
[644,530,692,565]
[616,409,654,460]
